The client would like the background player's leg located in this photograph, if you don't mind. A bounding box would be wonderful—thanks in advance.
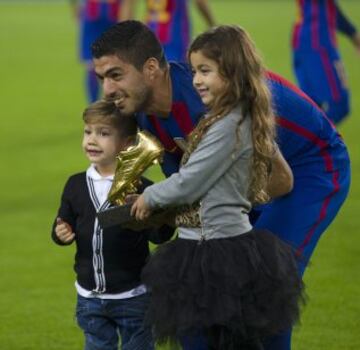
[293,50,350,124]
[323,55,350,124]
[293,51,329,111]
[85,62,99,103]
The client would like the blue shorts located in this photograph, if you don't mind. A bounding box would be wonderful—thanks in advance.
[253,164,351,276]
[293,49,350,124]
[80,19,116,61]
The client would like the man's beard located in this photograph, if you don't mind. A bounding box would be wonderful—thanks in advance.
[133,85,153,115]
[107,86,153,117]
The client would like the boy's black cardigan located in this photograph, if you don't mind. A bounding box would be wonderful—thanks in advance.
[52,172,174,294]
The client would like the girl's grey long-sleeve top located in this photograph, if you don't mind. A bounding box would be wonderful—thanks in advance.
[143,105,253,240]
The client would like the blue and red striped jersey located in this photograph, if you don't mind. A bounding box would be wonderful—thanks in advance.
[137,64,347,177]
[145,0,190,61]
[266,71,347,173]
[136,62,206,176]
[292,0,356,50]
[80,0,121,22]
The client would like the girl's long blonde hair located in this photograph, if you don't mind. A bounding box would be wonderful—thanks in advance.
[187,25,276,204]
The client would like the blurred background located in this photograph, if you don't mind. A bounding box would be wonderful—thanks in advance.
[0,0,359,349]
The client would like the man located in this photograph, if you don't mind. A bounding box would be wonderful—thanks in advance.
[70,0,122,102]
[120,0,215,61]
[292,0,360,124]
[91,20,351,350]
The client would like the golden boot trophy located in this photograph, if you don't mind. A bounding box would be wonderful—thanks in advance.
[97,131,164,229]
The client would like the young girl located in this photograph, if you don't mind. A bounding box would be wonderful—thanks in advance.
[131,25,304,350]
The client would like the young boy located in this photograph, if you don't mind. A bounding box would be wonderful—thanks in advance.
[51,100,174,350]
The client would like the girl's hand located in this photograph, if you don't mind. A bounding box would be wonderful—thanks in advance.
[55,218,75,244]
[125,194,139,204]
[130,194,152,221]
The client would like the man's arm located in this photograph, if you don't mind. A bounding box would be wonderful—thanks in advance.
[194,0,215,27]
[335,1,360,54]
[145,221,176,244]
[267,147,294,199]
[69,0,81,20]
[119,0,136,21]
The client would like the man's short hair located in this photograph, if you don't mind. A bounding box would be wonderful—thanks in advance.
[91,20,166,70]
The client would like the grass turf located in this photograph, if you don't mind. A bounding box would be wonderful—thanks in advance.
[0,1,359,349]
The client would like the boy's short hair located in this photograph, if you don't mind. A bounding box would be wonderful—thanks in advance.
[83,100,138,138]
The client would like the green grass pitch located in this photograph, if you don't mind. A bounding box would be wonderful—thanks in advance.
[0,1,359,349]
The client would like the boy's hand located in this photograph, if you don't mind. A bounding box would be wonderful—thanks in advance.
[55,218,75,244]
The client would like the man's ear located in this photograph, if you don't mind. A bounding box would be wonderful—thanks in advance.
[143,57,160,81]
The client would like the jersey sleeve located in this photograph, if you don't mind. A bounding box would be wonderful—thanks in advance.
[143,111,250,209]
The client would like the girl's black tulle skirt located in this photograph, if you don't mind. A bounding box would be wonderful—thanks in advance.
[142,229,305,350]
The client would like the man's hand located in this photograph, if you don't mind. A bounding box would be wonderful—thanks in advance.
[267,147,294,199]
[55,218,75,244]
